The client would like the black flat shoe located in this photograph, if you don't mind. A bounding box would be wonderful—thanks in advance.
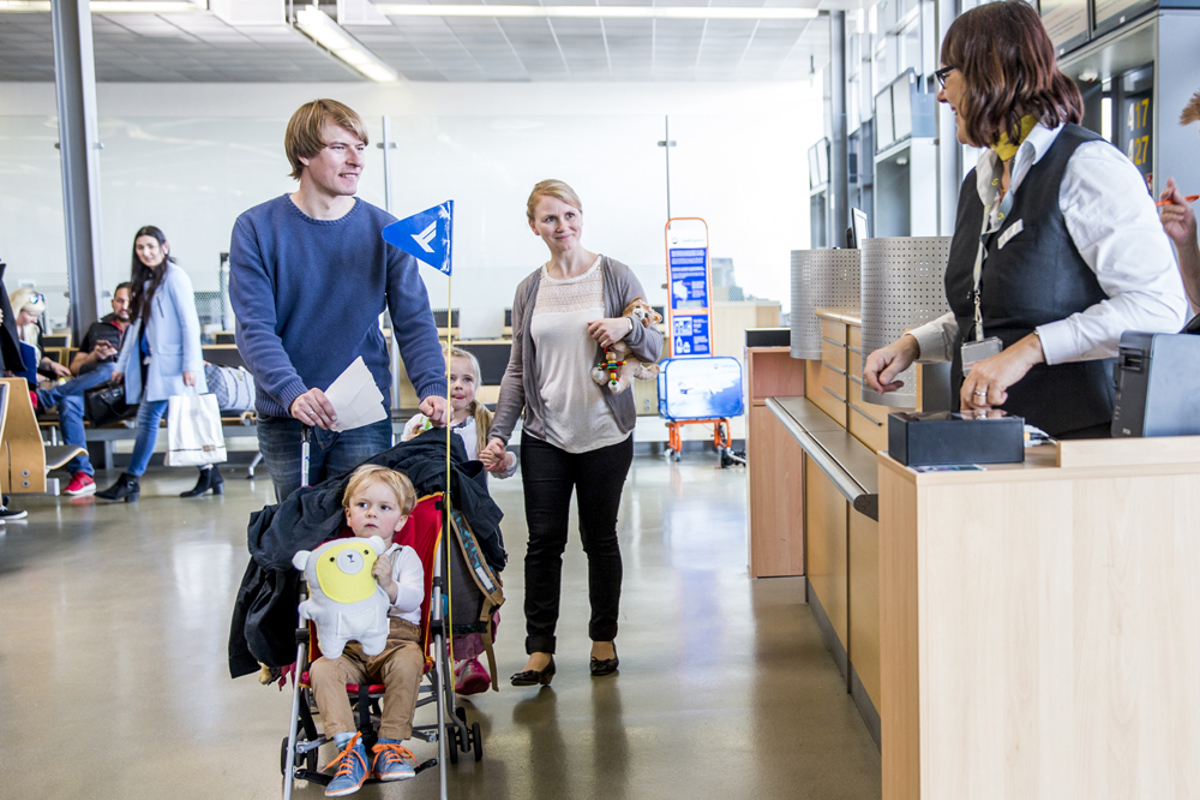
[590,645,619,677]
[510,657,556,687]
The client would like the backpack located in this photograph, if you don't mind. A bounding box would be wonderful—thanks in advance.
[446,506,505,689]
[204,363,256,413]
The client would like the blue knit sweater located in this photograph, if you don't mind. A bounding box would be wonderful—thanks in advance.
[229,194,445,419]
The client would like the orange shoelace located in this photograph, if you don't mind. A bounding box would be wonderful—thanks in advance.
[327,733,367,779]
[372,741,417,767]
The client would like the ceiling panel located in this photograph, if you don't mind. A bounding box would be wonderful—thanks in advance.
[0,3,830,83]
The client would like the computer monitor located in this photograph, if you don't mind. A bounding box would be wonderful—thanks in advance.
[892,75,914,142]
[875,87,895,152]
[851,208,869,249]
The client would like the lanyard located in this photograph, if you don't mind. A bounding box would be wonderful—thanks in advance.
[972,180,1016,341]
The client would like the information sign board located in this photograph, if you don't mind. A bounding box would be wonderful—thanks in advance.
[665,217,713,358]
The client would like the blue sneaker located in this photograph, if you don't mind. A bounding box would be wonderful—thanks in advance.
[371,738,417,781]
[324,734,369,797]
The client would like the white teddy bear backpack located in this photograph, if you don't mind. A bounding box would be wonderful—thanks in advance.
[292,536,391,659]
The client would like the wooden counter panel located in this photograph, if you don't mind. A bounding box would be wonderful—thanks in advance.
[849,509,880,709]
[883,461,1200,800]
[879,460,920,800]
[849,325,863,349]
[747,405,806,577]
[805,455,848,646]
[747,348,806,404]
[848,380,889,453]
[821,337,848,372]
[822,318,849,345]
[805,360,847,427]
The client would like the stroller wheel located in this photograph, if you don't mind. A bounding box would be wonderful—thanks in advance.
[472,722,483,762]
[448,730,460,764]
[279,736,290,776]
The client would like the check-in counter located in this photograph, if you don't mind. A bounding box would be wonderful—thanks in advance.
[879,438,1200,800]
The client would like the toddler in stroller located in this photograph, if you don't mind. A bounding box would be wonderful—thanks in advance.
[305,464,425,797]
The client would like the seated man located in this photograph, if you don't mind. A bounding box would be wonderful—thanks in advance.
[37,283,131,496]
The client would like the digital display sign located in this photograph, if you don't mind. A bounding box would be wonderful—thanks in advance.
[1039,0,1089,54]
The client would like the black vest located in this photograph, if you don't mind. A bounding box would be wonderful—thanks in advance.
[946,124,1115,437]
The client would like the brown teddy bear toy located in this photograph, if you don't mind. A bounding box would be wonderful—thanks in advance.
[591,297,662,394]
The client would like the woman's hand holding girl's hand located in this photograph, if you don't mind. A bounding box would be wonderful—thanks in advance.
[587,317,632,349]
[480,438,508,472]
[183,370,197,388]
[372,553,399,603]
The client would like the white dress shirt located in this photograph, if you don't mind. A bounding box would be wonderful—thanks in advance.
[908,123,1187,365]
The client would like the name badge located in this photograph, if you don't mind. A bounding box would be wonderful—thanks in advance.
[996,219,1024,250]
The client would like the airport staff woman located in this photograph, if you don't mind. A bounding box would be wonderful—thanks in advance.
[98,226,210,502]
[864,0,1187,438]
[483,179,662,684]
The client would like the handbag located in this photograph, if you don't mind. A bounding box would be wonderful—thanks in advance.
[84,380,138,427]
[203,363,256,413]
[165,391,228,466]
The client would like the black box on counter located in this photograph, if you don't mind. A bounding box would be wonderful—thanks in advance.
[888,411,1025,467]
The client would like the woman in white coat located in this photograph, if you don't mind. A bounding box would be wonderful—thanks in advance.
[98,226,217,502]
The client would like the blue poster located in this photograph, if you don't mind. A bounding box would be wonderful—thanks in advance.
[670,313,710,357]
[668,247,709,311]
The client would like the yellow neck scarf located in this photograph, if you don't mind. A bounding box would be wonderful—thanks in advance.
[991,115,1038,162]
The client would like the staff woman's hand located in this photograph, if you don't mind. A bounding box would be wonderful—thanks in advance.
[183,370,197,388]
[587,317,632,349]
[959,333,1045,409]
[863,335,921,393]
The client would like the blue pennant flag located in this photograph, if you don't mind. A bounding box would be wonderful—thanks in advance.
[381,200,454,275]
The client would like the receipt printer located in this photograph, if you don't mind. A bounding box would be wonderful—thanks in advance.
[888,410,1025,467]
[1111,329,1200,437]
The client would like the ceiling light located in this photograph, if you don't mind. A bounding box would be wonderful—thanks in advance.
[374,3,821,20]
[294,5,398,82]
[0,0,205,10]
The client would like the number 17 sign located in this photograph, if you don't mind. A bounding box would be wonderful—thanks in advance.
[664,217,712,358]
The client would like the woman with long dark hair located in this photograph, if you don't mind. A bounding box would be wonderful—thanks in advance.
[864,0,1186,438]
[98,226,219,501]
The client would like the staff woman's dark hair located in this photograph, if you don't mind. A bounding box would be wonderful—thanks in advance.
[940,0,1083,149]
[129,225,176,324]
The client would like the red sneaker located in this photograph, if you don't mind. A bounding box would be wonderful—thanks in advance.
[455,657,491,695]
[64,472,96,496]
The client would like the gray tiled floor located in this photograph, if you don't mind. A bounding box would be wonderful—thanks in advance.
[0,456,881,799]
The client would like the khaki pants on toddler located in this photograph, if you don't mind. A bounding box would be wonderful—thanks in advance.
[310,618,424,741]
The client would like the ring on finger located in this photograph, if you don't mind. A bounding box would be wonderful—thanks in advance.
[973,389,988,397]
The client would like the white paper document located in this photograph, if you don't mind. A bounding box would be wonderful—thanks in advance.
[324,356,389,432]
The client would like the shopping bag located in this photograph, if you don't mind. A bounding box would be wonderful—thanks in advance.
[165,392,227,466]
[84,380,138,427]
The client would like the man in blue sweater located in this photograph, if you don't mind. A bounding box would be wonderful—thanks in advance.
[230,99,447,500]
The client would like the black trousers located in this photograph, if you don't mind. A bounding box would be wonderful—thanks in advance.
[520,432,634,655]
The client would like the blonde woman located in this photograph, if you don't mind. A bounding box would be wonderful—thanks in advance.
[9,287,71,384]
[484,179,663,684]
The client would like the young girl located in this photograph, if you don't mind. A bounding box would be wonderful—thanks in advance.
[402,346,515,695]
[308,464,424,796]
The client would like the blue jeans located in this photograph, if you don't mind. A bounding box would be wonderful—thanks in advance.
[256,414,393,502]
[37,363,115,476]
[128,398,169,477]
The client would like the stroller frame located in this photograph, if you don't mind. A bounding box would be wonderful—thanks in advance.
[279,430,481,799]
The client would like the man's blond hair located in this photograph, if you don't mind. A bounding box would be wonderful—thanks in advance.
[1182,89,1200,127]
[343,464,417,518]
[284,99,370,180]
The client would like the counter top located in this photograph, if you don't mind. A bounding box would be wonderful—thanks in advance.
[768,396,878,519]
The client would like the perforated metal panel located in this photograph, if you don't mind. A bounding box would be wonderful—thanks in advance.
[790,249,862,359]
[860,236,952,407]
